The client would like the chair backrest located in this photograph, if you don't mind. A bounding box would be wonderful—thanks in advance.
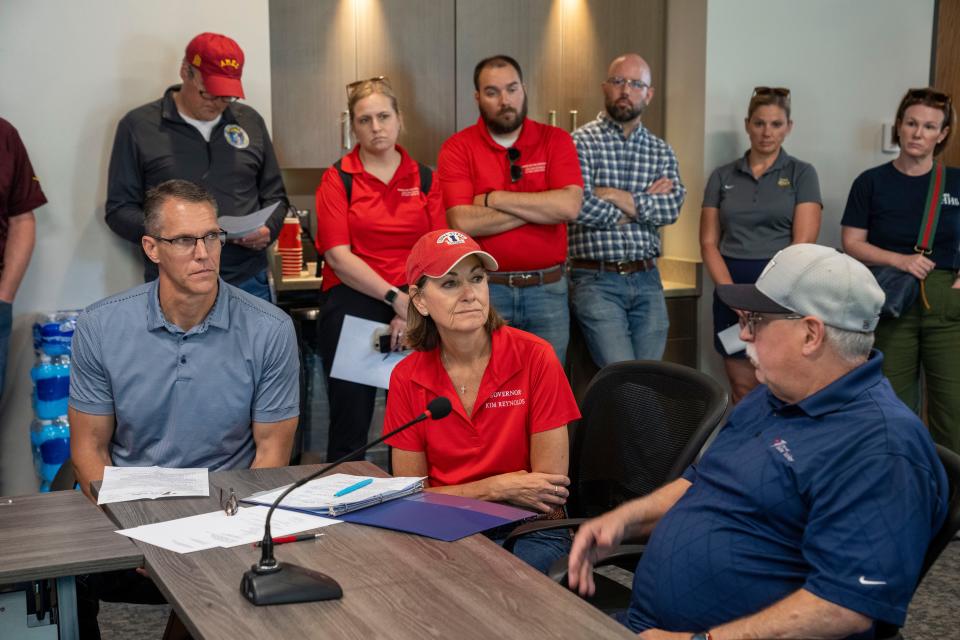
[874,443,960,640]
[568,360,728,518]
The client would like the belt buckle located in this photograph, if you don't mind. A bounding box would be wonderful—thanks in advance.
[508,272,534,287]
[615,261,631,275]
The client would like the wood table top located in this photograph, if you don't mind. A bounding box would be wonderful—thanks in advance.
[0,489,143,583]
[100,462,634,640]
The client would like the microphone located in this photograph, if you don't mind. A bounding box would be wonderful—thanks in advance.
[241,396,452,605]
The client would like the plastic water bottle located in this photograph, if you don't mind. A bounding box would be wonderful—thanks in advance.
[32,311,79,357]
[31,354,70,419]
[30,415,70,492]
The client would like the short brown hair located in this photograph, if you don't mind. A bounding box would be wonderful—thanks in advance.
[347,78,399,123]
[747,86,791,120]
[143,179,218,237]
[404,276,506,352]
[892,87,955,156]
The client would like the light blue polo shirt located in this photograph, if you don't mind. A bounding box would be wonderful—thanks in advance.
[69,279,299,471]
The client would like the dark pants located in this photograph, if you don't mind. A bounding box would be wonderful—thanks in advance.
[77,569,167,639]
[317,285,396,462]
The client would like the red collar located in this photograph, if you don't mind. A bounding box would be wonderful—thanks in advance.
[473,116,542,152]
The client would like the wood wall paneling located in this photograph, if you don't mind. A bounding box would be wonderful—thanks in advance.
[270,0,356,168]
[356,0,456,166]
[934,0,960,167]
[455,0,563,131]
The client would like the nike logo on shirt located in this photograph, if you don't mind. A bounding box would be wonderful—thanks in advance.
[722,184,734,190]
[858,576,887,586]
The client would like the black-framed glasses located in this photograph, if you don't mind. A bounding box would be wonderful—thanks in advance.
[753,86,791,98]
[346,76,391,98]
[151,230,227,254]
[605,76,649,91]
[507,147,522,182]
[906,87,952,107]
[188,68,239,103]
[738,311,804,337]
[220,487,239,516]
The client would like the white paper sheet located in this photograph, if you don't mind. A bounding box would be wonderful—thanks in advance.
[329,315,410,389]
[218,202,281,239]
[245,473,424,511]
[717,322,746,355]
[116,506,339,554]
[98,466,209,505]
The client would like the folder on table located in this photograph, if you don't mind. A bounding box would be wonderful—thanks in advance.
[338,492,538,542]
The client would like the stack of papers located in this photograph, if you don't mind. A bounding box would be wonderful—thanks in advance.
[97,466,209,505]
[241,473,424,517]
[117,506,338,554]
[218,202,281,239]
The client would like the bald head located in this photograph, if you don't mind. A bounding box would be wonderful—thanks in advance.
[603,53,654,125]
[608,54,652,87]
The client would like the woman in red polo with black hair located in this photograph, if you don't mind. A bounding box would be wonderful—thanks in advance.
[316,78,445,462]
[384,229,580,573]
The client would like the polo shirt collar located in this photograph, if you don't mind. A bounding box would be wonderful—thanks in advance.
[735,147,791,177]
[340,144,418,180]
[146,278,231,334]
[475,116,541,151]
[766,350,886,418]
[597,111,647,140]
[409,327,523,419]
[160,85,238,126]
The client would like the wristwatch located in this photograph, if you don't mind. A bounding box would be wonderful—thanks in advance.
[690,633,713,640]
[383,286,400,306]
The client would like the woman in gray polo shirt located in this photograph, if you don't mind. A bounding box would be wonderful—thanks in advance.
[700,87,822,402]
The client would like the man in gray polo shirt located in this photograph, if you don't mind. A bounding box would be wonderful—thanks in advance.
[70,179,299,501]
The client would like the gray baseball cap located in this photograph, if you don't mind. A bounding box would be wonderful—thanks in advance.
[716,244,885,332]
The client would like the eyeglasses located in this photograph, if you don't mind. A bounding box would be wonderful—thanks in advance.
[753,86,791,98]
[905,87,952,107]
[188,69,238,103]
[346,76,392,98]
[220,487,239,517]
[605,76,649,91]
[738,311,804,337]
[507,147,522,182]
[151,230,227,254]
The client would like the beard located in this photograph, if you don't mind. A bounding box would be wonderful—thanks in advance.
[745,343,760,370]
[605,97,643,123]
[483,97,528,135]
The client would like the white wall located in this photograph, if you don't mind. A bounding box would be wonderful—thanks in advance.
[0,0,271,495]
[695,0,935,384]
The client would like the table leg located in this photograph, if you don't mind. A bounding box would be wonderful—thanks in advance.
[55,576,78,640]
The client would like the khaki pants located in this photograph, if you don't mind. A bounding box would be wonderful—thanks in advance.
[874,269,960,453]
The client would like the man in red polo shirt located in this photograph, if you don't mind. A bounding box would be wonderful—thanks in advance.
[438,55,583,363]
[0,117,44,398]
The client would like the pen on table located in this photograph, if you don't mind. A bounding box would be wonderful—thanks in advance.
[333,477,374,497]
[253,533,325,548]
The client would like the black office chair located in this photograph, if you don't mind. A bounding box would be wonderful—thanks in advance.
[50,457,78,491]
[875,443,960,640]
[504,359,728,612]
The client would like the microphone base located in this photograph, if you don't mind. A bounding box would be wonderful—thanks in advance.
[240,562,343,606]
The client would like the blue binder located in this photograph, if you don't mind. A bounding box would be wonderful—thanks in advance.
[338,492,538,542]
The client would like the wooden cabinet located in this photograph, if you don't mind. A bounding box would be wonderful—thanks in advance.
[270,0,666,169]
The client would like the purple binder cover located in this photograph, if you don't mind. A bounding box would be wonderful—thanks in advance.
[337,492,537,541]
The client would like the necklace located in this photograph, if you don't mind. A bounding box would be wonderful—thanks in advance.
[440,351,469,395]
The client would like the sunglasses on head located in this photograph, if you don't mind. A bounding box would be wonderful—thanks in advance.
[906,87,952,107]
[507,147,522,183]
[753,86,791,98]
[346,76,391,98]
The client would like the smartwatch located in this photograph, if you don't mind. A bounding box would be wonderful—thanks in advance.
[690,633,713,640]
[384,286,400,306]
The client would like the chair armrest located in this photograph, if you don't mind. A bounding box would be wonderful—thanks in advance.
[502,518,588,552]
[546,544,647,586]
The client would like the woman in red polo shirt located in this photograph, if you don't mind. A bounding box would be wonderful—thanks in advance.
[315,79,445,462]
[384,229,581,573]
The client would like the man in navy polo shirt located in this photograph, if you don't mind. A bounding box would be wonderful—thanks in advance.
[569,244,948,640]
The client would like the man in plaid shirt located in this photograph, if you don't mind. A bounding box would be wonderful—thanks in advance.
[570,54,685,366]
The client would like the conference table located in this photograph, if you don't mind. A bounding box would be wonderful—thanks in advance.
[98,462,635,639]
[0,489,143,639]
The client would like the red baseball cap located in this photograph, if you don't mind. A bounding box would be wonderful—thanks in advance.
[406,229,499,286]
[185,33,245,99]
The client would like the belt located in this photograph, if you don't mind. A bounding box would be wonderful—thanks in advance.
[487,265,565,288]
[569,258,656,275]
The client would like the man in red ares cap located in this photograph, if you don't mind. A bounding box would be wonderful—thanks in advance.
[105,32,289,302]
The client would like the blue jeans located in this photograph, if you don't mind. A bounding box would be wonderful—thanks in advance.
[234,269,273,303]
[489,527,572,574]
[0,301,10,397]
[570,267,669,367]
[488,275,570,364]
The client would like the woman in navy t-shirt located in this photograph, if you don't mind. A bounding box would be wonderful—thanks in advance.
[841,87,960,452]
